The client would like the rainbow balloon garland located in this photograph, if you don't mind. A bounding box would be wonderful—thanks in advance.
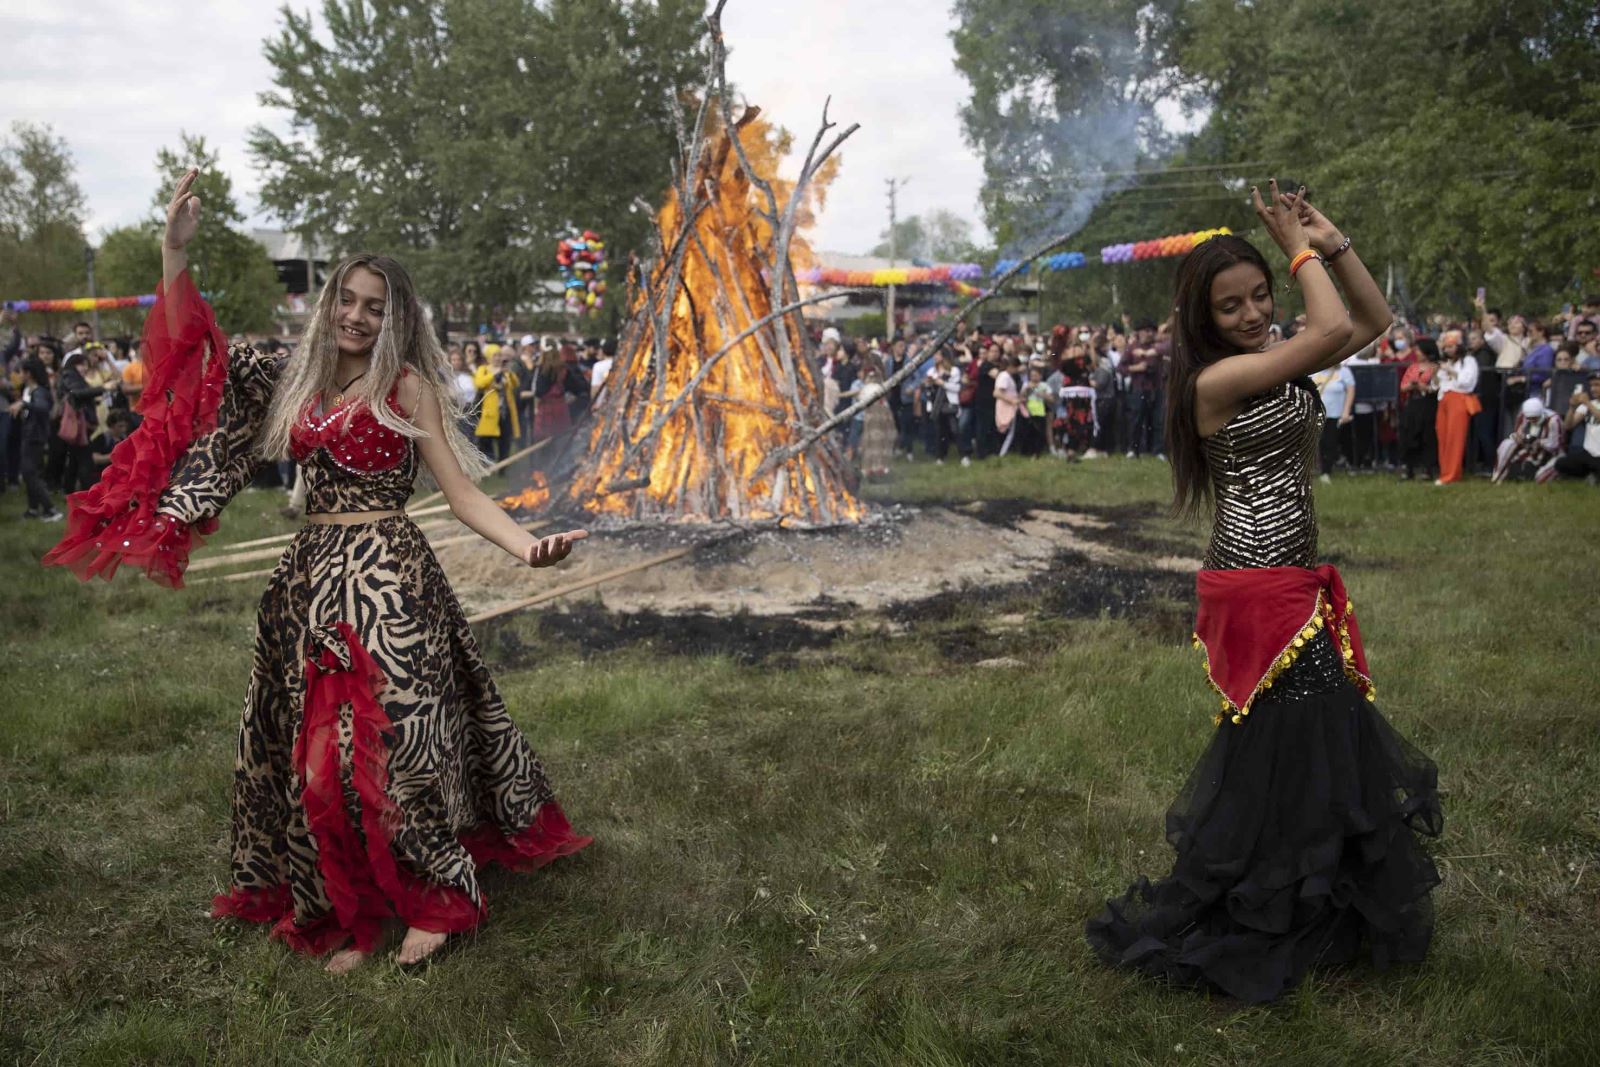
[797,227,1232,295]
[3,294,158,313]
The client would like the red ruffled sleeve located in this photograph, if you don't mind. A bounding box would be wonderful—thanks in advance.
[43,271,234,587]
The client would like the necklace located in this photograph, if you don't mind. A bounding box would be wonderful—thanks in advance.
[331,370,368,407]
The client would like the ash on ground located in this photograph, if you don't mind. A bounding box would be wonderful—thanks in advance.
[436,502,1203,659]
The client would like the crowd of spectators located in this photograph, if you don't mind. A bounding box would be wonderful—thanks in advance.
[813,291,1600,489]
[1,310,146,521]
[5,289,1597,526]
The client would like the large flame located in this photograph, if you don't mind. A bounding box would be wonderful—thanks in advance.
[557,107,862,525]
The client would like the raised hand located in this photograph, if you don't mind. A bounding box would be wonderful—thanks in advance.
[523,529,589,568]
[1251,178,1311,258]
[164,168,202,252]
[1285,191,1346,258]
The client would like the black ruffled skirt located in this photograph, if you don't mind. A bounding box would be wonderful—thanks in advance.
[1086,631,1442,1004]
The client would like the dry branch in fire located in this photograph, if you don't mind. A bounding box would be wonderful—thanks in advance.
[530,2,869,527]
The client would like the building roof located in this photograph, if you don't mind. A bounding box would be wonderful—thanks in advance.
[250,228,336,262]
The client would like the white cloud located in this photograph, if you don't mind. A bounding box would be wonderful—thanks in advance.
[720,1,987,254]
[3,0,986,260]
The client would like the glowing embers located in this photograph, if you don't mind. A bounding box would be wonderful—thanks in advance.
[499,470,552,512]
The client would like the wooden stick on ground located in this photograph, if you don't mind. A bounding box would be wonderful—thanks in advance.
[465,547,695,625]
[188,521,548,584]
[193,507,457,567]
[194,515,463,561]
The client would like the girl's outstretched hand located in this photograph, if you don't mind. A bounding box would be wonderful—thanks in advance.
[1286,190,1346,258]
[165,168,202,251]
[1251,178,1310,257]
[523,529,589,568]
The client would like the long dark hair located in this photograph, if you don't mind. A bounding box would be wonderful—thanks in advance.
[1165,235,1276,518]
[21,355,49,389]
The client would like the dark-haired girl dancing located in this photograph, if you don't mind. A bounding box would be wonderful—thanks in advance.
[45,171,593,973]
[1086,180,1441,1004]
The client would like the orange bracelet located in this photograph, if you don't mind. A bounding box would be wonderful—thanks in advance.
[1289,249,1319,278]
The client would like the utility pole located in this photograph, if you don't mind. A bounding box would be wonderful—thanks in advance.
[885,176,909,341]
[84,244,100,337]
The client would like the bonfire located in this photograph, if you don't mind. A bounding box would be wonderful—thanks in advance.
[504,8,864,526]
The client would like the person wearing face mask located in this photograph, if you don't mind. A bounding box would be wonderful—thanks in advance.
[1433,330,1481,485]
[1397,337,1440,481]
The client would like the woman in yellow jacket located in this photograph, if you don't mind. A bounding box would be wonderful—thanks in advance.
[473,348,520,462]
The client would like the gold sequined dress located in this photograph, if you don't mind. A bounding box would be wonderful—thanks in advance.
[1086,378,1442,1004]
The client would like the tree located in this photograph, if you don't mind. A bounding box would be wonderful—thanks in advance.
[152,135,284,334]
[953,0,1600,317]
[94,224,165,338]
[869,209,983,263]
[0,123,88,334]
[1167,0,1600,313]
[950,0,1185,248]
[248,0,708,331]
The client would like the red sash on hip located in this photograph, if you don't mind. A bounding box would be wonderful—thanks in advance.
[1193,564,1375,726]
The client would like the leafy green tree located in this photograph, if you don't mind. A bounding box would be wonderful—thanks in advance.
[151,135,283,334]
[870,209,985,263]
[0,122,89,334]
[94,223,165,338]
[951,0,1184,248]
[1169,0,1600,314]
[248,0,707,332]
[954,0,1600,317]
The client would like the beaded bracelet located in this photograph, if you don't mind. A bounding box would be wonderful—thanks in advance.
[1288,249,1319,278]
[1324,236,1352,263]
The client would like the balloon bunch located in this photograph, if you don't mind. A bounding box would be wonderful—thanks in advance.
[1100,228,1231,264]
[3,294,157,313]
[556,230,606,316]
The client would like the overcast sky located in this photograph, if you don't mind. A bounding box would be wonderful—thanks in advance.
[4,1,987,257]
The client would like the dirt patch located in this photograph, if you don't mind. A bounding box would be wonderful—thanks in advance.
[439,503,1203,656]
[438,506,1108,619]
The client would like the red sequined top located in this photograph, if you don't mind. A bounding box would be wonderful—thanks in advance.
[289,375,418,514]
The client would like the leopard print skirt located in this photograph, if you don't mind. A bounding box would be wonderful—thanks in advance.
[214,515,590,953]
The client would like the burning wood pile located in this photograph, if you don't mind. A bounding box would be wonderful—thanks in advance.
[505,7,866,527]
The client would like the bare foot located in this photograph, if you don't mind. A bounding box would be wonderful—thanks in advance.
[324,947,369,975]
[395,926,448,966]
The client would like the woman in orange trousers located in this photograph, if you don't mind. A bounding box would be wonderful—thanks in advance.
[1433,330,1481,485]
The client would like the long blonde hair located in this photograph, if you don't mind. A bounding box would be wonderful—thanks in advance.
[259,253,489,482]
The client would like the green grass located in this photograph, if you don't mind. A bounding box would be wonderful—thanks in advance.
[2,460,1598,1065]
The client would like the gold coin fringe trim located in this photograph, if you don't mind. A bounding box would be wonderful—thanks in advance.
[1194,590,1377,728]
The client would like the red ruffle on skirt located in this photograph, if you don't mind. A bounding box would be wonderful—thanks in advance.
[42,270,228,587]
[461,802,594,872]
[212,622,591,956]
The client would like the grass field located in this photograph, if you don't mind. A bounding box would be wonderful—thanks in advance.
[2,459,1597,1065]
